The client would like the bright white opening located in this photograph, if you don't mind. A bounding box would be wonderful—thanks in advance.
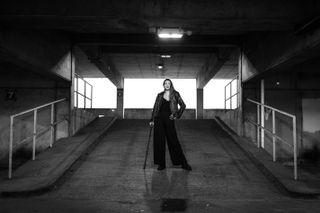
[84,78,117,108]
[158,33,183,39]
[157,28,184,39]
[124,79,196,109]
[204,79,233,109]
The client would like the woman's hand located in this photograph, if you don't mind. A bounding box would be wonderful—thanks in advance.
[149,121,154,127]
[169,114,177,120]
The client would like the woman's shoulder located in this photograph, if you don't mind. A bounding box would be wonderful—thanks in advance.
[173,90,180,96]
[157,91,164,96]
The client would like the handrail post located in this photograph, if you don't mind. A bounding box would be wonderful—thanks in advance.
[230,83,232,109]
[261,80,265,148]
[90,84,93,108]
[247,98,298,180]
[32,109,37,160]
[84,82,87,108]
[50,104,54,148]
[293,116,298,180]
[8,116,14,179]
[257,105,260,148]
[272,110,276,162]
[224,86,226,109]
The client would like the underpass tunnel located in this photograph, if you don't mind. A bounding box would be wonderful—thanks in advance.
[1,1,320,211]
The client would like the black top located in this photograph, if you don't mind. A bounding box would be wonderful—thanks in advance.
[159,97,171,116]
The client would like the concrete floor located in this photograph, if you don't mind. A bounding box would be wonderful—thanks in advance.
[1,119,320,212]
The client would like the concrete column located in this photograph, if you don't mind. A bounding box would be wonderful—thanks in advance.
[197,89,204,119]
[117,88,124,119]
[238,51,244,136]
[69,46,76,135]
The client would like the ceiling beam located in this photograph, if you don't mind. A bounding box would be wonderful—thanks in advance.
[82,46,124,88]
[196,47,234,88]
[73,34,240,47]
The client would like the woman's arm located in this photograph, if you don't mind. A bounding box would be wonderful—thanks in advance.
[176,92,186,119]
[150,94,159,122]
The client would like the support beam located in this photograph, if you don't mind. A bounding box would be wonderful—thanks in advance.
[74,34,240,48]
[82,46,124,88]
[197,89,204,119]
[0,29,72,81]
[242,25,320,82]
[196,47,234,89]
[117,88,124,119]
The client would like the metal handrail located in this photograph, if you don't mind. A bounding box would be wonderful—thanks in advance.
[11,99,66,118]
[224,75,239,109]
[246,119,292,147]
[246,98,298,180]
[8,98,67,179]
[247,98,295,118]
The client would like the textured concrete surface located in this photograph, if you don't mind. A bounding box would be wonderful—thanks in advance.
[215,117,320,196]
[0,117,116,195]
[0,119,319,212]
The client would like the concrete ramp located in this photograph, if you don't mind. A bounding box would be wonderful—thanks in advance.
[45,119,283,203]
[1,119,320,212]
[0,117,116,196]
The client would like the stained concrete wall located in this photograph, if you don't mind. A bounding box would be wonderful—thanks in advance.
[69,108,97,136]
[124,109,196,119]
[0,60,71,165]
[204,109,232,119]
[242,58,320,160]
[86,109,118,118]
[0,28,100,167]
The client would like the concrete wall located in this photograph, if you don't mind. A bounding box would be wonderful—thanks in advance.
[0,29,72,81]
[69,108,97,136]
[242,58,320,160]
[0,60,71,166]
[204,109,231,119]
[210,109,242,135]
[124,109,196,119]
[87,109,118,118]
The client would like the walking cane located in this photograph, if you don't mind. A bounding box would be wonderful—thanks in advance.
[143,126,153,169]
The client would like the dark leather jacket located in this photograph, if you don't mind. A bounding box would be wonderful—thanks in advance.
[150,90,186,121]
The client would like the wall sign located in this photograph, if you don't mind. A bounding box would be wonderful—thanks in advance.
[5,89,17,101]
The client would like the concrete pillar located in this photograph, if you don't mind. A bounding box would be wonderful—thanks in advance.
[238,51,244,136]
[197,89,204,119]
[117,88,124,119]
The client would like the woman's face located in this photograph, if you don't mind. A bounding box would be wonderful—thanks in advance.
[163,80,171,90]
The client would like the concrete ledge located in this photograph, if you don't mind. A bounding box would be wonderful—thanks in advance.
[215,116,320,198]
[0,116,116,196]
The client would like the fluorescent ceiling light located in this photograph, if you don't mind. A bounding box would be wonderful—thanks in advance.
[157,28,184,39]
[158,33,183,39]
[161,55,171,58]
[157,64,164,69]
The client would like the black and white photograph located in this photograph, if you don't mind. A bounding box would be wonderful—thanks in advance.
[0,1,320,212]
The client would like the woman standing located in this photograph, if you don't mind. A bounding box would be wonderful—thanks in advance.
[149,79,192,171]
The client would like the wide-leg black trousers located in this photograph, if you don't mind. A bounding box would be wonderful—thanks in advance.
[153,116,187,167]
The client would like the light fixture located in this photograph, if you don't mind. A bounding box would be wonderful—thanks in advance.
[157,63,164,69]
[157,28,184,39]
[161,55,171,58]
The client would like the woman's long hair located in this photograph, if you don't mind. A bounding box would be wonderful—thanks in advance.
[163,78,175,95]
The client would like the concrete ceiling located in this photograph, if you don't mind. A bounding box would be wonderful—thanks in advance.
[109,53,208,79]
[0,0,315,34]
[1,0,318,85]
